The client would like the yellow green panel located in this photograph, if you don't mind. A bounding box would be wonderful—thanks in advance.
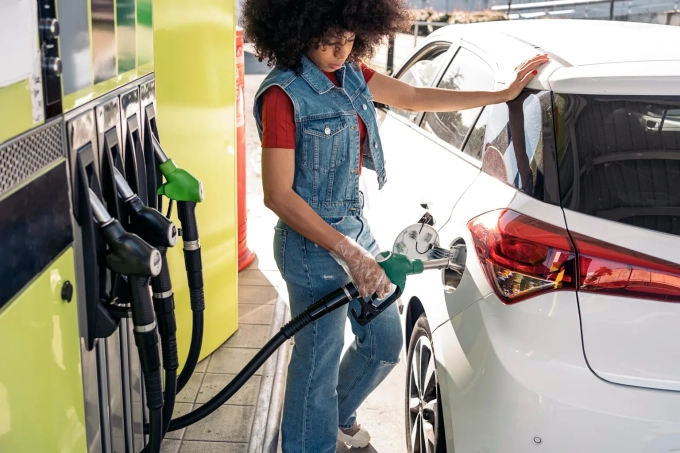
[0,79,39,145]
[117,0,137,73]
[62,63,155,113]
[154,0,239,365]
[137,0,154,66]
[0,248,87,453]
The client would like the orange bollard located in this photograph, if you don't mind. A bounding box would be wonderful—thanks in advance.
[236,27,256,271]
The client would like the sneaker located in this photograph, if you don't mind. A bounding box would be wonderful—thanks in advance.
[338,423,371,448]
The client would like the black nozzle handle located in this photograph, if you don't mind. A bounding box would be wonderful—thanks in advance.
[351,286,403,327]
[125,199,179,248]
[99,220,162,278]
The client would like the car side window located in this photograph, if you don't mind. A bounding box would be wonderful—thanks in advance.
[480,90,560,203]
[389,44,450,121]
[421,48,495,154]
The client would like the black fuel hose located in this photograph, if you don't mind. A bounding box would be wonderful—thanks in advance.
[129,275,164,453]
[176,201,205,392]
[168,283,403,431]
[151,247,179,435]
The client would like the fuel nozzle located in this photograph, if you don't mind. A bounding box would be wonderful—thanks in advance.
[348,251,451,327]
[114,168,178,248]
[89,189,162,278]
[375,251,428,293]
[152,135,204,203]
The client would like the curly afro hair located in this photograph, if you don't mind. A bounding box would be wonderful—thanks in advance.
[241,0,411,72]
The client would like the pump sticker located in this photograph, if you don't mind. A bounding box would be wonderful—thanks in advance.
[30,54,45,124]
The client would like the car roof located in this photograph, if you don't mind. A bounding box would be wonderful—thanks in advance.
[435,19,680,67]
[425,19,680,94]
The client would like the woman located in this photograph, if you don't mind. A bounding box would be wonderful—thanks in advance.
[242,1,548,451]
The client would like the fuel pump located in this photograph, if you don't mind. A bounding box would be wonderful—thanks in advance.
[89,189,164,453]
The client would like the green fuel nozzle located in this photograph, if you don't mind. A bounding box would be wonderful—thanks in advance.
[375,251,423,293]
[375,251,451,293]
[152,135,204,203]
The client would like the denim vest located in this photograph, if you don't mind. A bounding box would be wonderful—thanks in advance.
[253,55,387,219]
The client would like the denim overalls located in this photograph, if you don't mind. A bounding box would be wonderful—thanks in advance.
[254,56,402,453]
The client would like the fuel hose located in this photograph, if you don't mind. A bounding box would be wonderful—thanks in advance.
[151,247,179,435]
[130,275,164,453]
[168,284,402,431]
[175,200,205,392]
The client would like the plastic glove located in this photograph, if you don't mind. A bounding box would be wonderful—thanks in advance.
[331,236,392,299]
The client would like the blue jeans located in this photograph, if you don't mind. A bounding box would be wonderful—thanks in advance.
[273,215,403,453]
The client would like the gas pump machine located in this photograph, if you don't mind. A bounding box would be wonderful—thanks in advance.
[0,0,239,451]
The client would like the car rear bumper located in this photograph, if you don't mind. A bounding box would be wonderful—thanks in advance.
[432,292,680,453]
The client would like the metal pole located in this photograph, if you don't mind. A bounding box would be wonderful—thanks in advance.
[386,34,396,75]
[609,0,615,20]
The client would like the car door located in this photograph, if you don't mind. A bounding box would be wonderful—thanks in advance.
[362,43,495,257]
[411,45,502,330]
[361,40,453,243]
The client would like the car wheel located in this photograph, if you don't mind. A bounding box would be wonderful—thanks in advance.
[405,315,447,453]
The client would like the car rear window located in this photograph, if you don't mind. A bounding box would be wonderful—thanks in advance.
[555,94,680,235]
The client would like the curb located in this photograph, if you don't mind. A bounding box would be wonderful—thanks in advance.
[247,295,292,453]
[263,306,292,453]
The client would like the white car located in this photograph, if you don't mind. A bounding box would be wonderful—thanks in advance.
[361,19,680,453]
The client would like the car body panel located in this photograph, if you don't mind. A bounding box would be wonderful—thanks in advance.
[549,61,680,95]
[433,291,680,453]
[563,209,680,392]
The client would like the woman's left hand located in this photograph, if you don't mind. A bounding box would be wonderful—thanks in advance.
[504,54,550,102]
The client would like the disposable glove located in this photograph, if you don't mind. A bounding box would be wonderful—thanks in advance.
[331,236,392,299]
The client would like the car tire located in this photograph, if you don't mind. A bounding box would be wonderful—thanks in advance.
[405,315,447,453]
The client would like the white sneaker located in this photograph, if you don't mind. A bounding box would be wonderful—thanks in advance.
[338,423,371,448]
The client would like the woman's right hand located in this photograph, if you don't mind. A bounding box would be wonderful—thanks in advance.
[331,236,392,299]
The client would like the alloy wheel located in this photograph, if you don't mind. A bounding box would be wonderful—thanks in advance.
[408,334,438,453]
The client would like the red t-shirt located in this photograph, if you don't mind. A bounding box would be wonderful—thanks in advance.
[261,63,376,174]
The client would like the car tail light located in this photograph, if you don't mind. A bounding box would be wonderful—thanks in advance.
[468,210,576,303]
[572,233,680,302]
[468,209,680,304]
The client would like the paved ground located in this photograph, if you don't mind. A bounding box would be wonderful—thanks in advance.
[160,35,422,453]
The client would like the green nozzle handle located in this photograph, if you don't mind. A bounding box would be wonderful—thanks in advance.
[376,251,424,293]
[157,159,204,203]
